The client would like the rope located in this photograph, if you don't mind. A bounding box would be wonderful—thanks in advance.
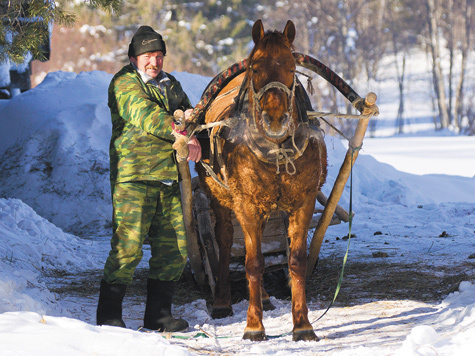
[189,116,239,137]
[268,148,297,175]
[266,121,301,176]
[308,147,357,326]
[317,117,351,142]
[307,104,379,143]
[307,110,377,121]
[187,117,238,190]
[295,70,315,95]
[199,159,229,190]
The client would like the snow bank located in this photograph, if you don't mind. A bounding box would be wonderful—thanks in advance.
[0,311,191,356]
[0,198,98,315]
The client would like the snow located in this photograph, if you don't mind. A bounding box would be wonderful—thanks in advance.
[0,57,474,355]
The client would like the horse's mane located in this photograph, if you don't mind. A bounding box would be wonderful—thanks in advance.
[247,30,296,65]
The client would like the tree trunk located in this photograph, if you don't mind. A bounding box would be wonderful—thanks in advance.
[455,0,472,131]
[426,0,450,129]
[392,31,406,135]
[396,54,406,135]
[447,0,455,128]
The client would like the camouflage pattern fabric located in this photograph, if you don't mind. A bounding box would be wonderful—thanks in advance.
[104,65,192,285]
[108,64,192,185]
[104,181,188,285]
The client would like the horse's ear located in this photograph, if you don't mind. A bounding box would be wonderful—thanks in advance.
[283,20,296,45]
[252,19,265,44]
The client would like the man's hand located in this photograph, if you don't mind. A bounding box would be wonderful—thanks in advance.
[187,135,201,163]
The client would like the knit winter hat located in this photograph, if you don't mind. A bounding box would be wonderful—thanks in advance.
[128,26,166,58]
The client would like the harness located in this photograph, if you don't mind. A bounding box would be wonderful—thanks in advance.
[188,51,364,188]
[201,71,323,185]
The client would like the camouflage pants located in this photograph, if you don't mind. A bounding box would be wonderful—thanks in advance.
[103,180,188,285]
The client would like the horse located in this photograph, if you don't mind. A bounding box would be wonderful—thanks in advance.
[195,19,327,342]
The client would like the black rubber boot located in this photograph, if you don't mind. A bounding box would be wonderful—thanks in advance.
[143,279,189,332]
[96,279,127,327]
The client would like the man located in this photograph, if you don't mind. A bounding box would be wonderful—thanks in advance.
[96,25,201,332]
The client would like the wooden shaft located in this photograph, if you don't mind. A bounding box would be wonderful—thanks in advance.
[194,187,219,296]
[173,110,207,285]
[179,164,206,287]
[306,92,377,276]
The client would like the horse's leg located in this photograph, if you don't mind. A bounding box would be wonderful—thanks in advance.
[261,280,275,311]
[287,199,319,342]
[259,219,275,311]
[210,201,234,319]
[237,210,267,341]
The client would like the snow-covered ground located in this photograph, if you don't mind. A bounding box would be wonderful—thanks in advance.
[0,53,474,355]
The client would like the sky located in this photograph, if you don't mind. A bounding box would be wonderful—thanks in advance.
[0,49,474,355]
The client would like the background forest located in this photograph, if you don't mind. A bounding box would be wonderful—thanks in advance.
[26,0,475,135]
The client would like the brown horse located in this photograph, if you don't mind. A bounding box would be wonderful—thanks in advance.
[196,19,327,342]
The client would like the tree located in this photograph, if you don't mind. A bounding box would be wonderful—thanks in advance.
[267,0,387,137]
[0,0,121,64]
[451,0,473,132]
[384,0,421,134]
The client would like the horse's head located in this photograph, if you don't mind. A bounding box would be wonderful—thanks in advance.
[248,19,297,144]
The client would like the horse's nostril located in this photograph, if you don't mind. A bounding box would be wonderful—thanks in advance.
[262,111,271,129]
[283,112,290,124]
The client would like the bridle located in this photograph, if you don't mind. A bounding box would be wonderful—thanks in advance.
[241,63,311,175]
[248,64,297,126]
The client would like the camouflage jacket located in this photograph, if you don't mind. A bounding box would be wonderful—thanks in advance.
[108,64,192,184]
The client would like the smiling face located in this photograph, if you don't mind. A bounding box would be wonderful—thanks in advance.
[130,51,164,78]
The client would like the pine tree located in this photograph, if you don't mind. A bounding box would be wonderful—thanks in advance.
[0,0,121,64]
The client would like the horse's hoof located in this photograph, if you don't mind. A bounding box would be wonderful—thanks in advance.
[292,330,319,341]
[243,331,268,341]
[262,298,276,311]
[210,306,233,319]
[292,329,319,342]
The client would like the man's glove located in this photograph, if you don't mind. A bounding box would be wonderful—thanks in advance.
[172,109,201,163]
[172,110,189,161]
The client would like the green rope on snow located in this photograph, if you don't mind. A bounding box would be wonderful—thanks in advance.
[308,148,355,326]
